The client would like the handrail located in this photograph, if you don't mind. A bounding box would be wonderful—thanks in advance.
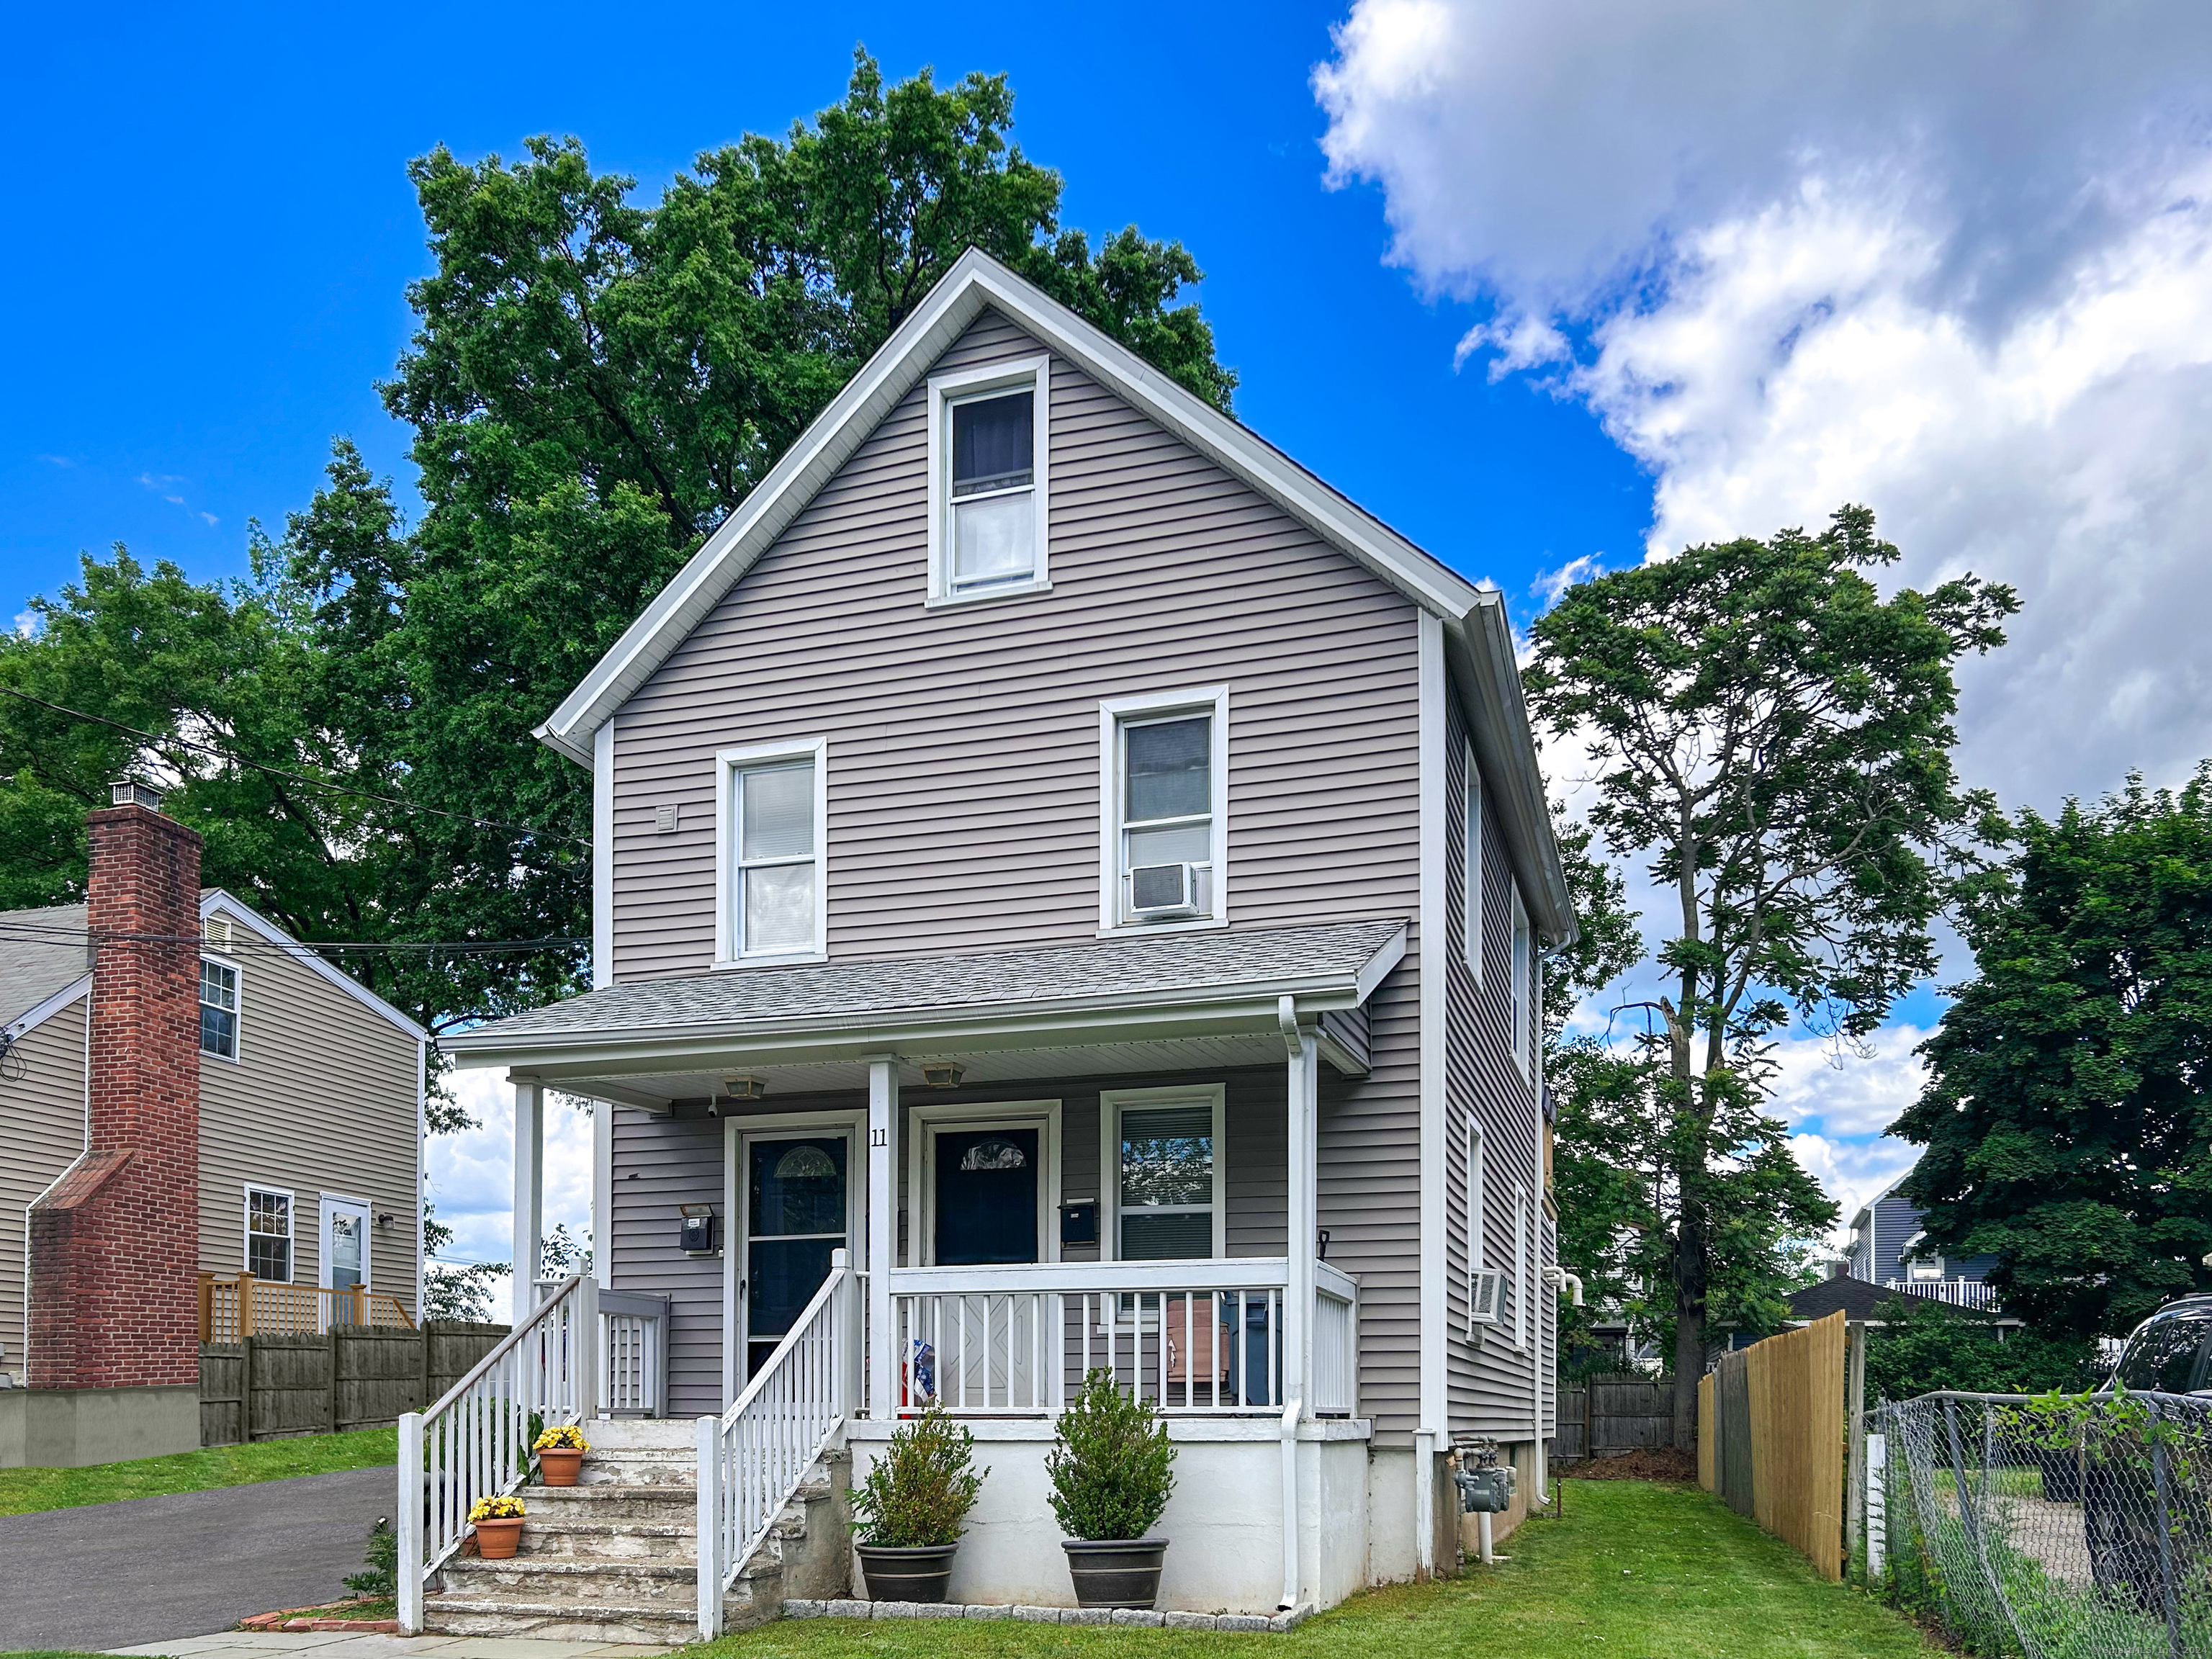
[397,1273,598,1633]
[891,1256,1293,1295]
[697,1251,854,1639]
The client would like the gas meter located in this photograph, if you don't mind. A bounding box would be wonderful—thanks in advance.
[1455,1462,1516,1514]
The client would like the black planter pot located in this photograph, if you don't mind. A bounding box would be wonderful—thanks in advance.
[1062,1537,1169,1610]
[855,1542,961,1604]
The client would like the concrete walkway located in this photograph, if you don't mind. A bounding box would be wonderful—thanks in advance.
[107,1636,667,1659]
[0,1465,402,1653]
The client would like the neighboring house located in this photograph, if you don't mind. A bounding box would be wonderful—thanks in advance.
[0,782,426,1467]
[441,249,1578,1622]
[1846,1165,2005,1314]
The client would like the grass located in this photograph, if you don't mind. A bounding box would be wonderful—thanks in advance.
[677,1479,1937,1659]
[0,1426,395,1517]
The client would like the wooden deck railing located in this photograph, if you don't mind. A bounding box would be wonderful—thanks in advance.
[198,1272,415,1341]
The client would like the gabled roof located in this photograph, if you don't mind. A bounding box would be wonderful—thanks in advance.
[0,902,91,1033]
[531,249,1574,945]
[200,890,430,1043]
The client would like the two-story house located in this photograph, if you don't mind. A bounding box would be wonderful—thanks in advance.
[0,783,427,1467]
[1846,1165,2004,1314]
[428,249,1576,1632]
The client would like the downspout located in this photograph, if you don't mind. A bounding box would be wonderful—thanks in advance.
[1278,1398,1300,1611]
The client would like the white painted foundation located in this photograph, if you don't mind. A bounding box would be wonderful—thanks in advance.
[845,1418,1373,1615]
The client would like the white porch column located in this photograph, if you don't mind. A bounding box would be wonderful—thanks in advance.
[1280,998,1317,1414]
[513,1074,544,1310]
[867,1058,898,1418]
[591,1095,613,1290]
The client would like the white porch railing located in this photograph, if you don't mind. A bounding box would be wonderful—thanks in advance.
[1888,1277,2003,1311]
[696,1249,857,1639]
[886,1257,1359,1417]
[397,1274,598,1632]
[603,1289,670,1414]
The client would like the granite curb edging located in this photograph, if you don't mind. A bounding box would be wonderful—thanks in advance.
[783,1599,1312,1632]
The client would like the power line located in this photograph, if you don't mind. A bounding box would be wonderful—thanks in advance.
[0,685,588,848]
[0,919,585,956]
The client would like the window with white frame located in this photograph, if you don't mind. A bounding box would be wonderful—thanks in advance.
[719,742,826,961]
[1513,1180,1532,1349]
[1465,1115,1495,1334]
[245,1186,292,1280]
[1105,1088,1225,1261]
[930,359,1049,601]
[199,958,239,1060]
[1462,741,1484,978]
[1511,886,1533,1077]
[1101,688,1228,927]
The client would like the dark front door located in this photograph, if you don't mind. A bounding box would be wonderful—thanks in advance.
[745,1136,848,1382]
[932,1126,1040,1265]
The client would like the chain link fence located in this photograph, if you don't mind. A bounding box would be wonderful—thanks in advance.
[1874,1390,2212,1658]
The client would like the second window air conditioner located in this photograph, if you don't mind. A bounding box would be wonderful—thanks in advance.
[1128,861,1204,917]
[1467,1267,1506,1331]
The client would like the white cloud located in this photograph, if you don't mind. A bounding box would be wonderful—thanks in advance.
[429,1066,595,1323]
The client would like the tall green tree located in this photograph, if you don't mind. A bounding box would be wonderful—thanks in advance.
[1525,505,2016,1443]
[1894,768,2212,1339]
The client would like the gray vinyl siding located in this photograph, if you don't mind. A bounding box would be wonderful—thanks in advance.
[608,1106,725,1418]
[195,925,421,1313]
[0,997,86,1382]
[603,305,1429,1442]
[1856,1190,1997,1285]
[1441,688,1548,1440]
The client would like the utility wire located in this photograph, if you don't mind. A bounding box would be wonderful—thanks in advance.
[0,920,585,956]
[0,685,588,848]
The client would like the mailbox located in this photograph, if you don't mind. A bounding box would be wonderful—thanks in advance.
[680,1209,718,1256]
[1455,1463,1516,1514]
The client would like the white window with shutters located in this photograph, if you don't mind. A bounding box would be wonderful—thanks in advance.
[714,738,828,965]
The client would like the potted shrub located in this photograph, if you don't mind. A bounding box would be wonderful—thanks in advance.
[533,1424,589,1487]
[1048,1369,1177,1609]
[468,1495,526,1560]
[850,1403,986,1604]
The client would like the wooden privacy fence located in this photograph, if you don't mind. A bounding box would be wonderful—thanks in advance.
[1556,1374,1674,1460]
[199,1321,505,1446]
[1698,1310,1846,1581]
[199,1272,413,1341]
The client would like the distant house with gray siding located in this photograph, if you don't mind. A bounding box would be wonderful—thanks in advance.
[447,249,1578,1612]
[1846,1164,2005,1314]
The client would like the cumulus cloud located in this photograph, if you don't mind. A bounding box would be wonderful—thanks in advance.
[431,1066,595,1322]
[1319,1,2212,1215]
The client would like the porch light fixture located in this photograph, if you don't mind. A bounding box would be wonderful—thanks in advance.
[720,1073,768,1102]
[920,1060,966,1089]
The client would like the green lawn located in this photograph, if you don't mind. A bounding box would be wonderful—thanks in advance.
[684,1480,1934,1659]
[0,1427,395,1517]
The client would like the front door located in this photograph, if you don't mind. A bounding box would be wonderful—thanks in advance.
[320,1195,369,1326]
[932,1126,1040,1265]
[742,1135,849,1381]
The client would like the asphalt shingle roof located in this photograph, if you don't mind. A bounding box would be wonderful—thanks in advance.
[0,902,91,1028]
[459,918,1408,1046]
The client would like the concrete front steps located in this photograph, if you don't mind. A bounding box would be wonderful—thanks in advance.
[418,1416,849,1644]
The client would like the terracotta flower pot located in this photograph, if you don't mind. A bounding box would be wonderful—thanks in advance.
[537,1448,585,1486]
[855,1542,961,1604]
[1062,1537,1169,1609]
[473,1517,525,1560]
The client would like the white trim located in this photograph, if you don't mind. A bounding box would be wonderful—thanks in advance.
[1511,1181,1531,1352]
[1510,886,1533,1080]
[243,1183,296,1281]
[197,952,243,1064]
[197,891,428,1040]
[926,354,1051,606]
[590,1089,613,1291]
[318,1191,372,1298]
[5,973,89,1040]
[593,719,616,989]
[1461,739,1484,981]
[1463,1114,1487,1338]
[1416,611,1447,1577]
[712,736,830,966]
[905,1097,1062,1267]
[732,1111,866,1386]
[416,1037,428,1318]
[1098,1083,1228,1263]
[1097,684,1231,935]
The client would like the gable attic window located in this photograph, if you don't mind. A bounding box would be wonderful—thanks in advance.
[715,738,828,965]
[928,356,1050,605]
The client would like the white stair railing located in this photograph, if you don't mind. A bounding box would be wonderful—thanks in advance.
[696,1249,855,1639]
[396,1274,598,1632]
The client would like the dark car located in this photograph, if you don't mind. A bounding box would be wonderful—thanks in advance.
[2082,1297,2212,1606]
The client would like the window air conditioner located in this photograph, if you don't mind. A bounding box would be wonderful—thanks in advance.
[1128,861,1202,917]
[1468,1268,1506,1331]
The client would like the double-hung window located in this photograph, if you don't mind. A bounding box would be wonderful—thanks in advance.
[1462,742,1484,977]
[245,1185,292,1281]
[717,740,827,963]
[930,359,1049,602]
[1511,886,1533,1078]
[1101,688,1229,928]
[1105,1087,1226,1261]
[199,958,239,1060]
[1513,1180,1532,1350]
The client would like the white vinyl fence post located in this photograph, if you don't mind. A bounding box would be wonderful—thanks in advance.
[397,1410,424,1631]
[696,1415,723,1639]
[1866,1431,1887,1581]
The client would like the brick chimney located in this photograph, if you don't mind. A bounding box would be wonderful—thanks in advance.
[28,779,203,1391]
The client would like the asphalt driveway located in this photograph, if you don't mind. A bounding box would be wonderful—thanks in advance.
[0,1463,395,1652]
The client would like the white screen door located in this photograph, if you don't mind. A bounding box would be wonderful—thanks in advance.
[320,1195,371,1326]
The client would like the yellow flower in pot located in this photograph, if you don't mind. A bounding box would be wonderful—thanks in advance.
[532,1424,591,1487]
[468,1495,526,1559]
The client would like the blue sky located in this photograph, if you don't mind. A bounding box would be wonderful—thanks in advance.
[14,4,2212,1298]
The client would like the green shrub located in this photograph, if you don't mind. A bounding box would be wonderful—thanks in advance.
[1046,1370,1177,1540]
[850,1403,986,1547]
[343,1516,396,1599]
